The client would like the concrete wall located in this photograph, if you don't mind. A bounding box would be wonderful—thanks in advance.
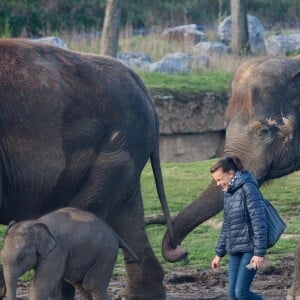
[151,90,228,162]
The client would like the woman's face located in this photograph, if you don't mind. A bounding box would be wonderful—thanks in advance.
[212,168,234,192]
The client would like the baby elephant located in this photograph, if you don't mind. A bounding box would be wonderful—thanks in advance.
[1,207,138,300]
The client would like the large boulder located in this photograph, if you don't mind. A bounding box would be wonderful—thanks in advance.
[193,41,230,56]
[265,34,300,56]
[162,24,208,44]
[117,51,152,71]
[149,52,209,74]
[218,14,265,54]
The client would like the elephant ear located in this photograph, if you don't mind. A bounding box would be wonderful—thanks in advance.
[3,220,17,240]
[30,223,56,259]
[7,220,16,229]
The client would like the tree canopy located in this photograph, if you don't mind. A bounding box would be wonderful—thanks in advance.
[0,0,299,37]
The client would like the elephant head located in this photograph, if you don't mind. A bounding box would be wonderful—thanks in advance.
[162,56,300,262]
[1,221,56,300]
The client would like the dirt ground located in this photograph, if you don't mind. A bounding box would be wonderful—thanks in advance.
[15,255,294,300]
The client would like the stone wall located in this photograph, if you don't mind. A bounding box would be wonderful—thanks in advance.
[151,90,228,162]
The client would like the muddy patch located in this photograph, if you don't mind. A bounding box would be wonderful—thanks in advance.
[14,256,294,299]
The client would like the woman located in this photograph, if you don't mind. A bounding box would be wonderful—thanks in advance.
[210,156,267,300]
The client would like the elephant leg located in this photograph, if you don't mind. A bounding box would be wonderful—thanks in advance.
[68,152,165,299]
[111,188,165,300]
[31,278,73,300]
[30,279,62,300]
[30,255,66,300]
[82,248,118,300]
[287,242,300,300]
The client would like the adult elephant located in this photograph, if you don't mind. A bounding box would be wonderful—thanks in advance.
[162,56,300,299]
[0,38,177,300]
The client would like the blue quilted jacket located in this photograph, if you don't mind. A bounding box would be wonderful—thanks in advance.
[215,171,268,257]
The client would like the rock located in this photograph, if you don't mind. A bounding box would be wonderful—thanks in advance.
[193,41,230,56]
[162,24,208,44]
[149,52,209,74]
[118,51,151,61]
[31,36,68,49]
[218,14,265,54]
[117,51,152,70]
[265,34,300,56]
[151,90,228,162]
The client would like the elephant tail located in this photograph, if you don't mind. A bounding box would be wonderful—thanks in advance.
[150,140,178,249]
[114,232,139,263]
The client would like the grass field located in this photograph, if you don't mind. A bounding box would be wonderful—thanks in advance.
[114,159,300,275]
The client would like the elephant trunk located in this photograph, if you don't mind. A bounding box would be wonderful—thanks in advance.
[162,181,224,262]
[3,276,17,300]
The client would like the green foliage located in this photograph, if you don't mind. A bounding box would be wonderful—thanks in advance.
[123,0,227,28]
[0,0,106,36]
[20,270,35,282]
[286,49,300,56]
[0,0,300,37]
[0,18,11,38]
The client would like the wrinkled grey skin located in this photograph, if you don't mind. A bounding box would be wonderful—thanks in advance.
[1,207,138,300]
[161,56,300,299]
[0,39,177,300]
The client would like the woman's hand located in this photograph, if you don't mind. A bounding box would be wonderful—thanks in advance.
[211,255,222,271]
[250,255,264,270]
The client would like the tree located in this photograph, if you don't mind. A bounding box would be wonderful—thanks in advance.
[231,0,250,55]
[101,0,123,58]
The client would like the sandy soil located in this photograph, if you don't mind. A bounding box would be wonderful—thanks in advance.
[15,255,294,300]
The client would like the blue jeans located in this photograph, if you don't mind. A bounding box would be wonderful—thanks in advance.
[228,252,263,300]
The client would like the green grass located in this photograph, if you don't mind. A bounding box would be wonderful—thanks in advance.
[114,159,300,274]
[138,71,232,93]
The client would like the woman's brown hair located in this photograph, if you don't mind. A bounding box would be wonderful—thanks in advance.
[210,156,244,173]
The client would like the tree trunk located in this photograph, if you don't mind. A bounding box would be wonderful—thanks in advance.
[231,0,250,55]
[101,0,123,58]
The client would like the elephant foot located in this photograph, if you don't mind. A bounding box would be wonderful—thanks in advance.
[118,244,166,300]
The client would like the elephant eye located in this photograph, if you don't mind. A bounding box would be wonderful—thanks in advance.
[17,254,26,263]
[259,124,279,137]
[260,128,269,135]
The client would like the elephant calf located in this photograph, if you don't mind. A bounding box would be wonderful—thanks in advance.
[1,207,138,300]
